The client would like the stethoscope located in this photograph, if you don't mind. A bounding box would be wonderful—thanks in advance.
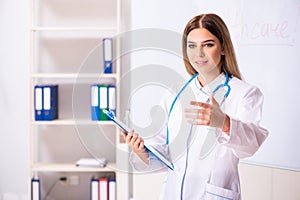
[167,72,231,200]
[166,72,231,145]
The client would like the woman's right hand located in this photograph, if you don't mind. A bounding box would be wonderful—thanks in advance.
[122,130,149,164]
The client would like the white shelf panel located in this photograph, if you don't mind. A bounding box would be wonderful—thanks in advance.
[32,119,115,126]
[32,27,118,31]
[31,73,118,79]
[32,163,117,172]
[29,0,127,199]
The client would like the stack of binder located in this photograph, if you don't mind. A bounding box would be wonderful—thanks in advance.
[91,84,116,121]
[34,85,58,121]
[90,177,116,200]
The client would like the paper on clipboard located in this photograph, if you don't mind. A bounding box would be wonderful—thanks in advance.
[103,109,174,170]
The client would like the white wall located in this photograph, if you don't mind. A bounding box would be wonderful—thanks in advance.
[129,0,300,172]
[239,163,300,200]
[128,0,300,200]
[0,0,29,199]
[132,163,300,200]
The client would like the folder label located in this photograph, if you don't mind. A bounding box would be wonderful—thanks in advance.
[108,86,116,110]
[91,86,99,107]
[35,88,42,110]
[104,39,112,61]
[43,87,51,110]
[99,86,108,109]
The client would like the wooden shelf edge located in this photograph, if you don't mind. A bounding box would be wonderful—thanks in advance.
[32,27,118,31]
[31,119,116,126]
[31,73,118,79]
[31,163,117,172]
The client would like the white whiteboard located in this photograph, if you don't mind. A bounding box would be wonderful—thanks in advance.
[130,0,300,171]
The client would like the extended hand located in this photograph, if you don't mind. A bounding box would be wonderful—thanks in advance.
[185,95,226,129]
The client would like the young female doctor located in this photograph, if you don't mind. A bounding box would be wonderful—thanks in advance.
[123,13,269,200]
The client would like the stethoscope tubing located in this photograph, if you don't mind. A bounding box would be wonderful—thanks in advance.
[166,73,231,145]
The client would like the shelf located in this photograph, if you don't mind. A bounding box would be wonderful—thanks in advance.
[31,73,118,79]
[32,163,117,172]
[31,119,116,126]
[32,27,118,32]
[29,0,128,198]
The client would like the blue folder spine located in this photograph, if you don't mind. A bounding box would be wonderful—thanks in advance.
[91,85,100,120]
[34,85,44,120]
[108,178,116,200]
[103,38,113,74]
[90,177,99,200]
[43,85,58,120]
[108,85,116,120]
[31,177,40,200]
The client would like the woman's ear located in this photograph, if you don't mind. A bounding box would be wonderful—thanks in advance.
[221,46,225,55]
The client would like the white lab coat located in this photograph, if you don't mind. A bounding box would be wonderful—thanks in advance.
[130,73,269,200]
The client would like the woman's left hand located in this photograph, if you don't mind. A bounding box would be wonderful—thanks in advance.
[185,95,226,129]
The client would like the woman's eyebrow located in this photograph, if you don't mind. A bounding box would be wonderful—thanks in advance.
[187,39,215,43]
[202,39,215,43]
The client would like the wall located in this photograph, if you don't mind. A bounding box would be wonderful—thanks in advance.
[128,0,300,199]
[132,163,300,200]
[0,0,29,199]
[239,163,300,200]
[129,0,300,172]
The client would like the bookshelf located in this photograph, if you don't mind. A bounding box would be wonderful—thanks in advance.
[29,0,132,199]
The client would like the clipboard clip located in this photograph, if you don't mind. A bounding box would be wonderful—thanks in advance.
[103,109,115,120]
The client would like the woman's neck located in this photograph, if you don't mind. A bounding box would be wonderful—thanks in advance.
[197,71,221,87]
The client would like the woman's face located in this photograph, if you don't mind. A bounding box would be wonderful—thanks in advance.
[186,28,224,79]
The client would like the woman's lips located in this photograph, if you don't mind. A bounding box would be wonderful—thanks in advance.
[195,60,208,67]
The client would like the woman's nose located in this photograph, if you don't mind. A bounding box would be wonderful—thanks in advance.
[198,46,205,57]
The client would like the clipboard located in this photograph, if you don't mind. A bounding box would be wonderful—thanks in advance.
[103,109,174,170]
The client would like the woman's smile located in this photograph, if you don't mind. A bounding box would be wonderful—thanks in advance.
[195,60,208,67]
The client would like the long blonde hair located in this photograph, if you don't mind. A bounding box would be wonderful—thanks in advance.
[182,14,242,80]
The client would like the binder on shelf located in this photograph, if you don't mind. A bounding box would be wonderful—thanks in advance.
[90,177,99,200]
[91,85,100,121]
[108,85,116,119]
[43,85,58,120]
[90,84,116,121]
[99,85,108,121]
[108,178,116,200]
[103,38,113,74]
[34,86,43,120]
[31,177,40,200]
[34,85,58,121]
[99,178,109,200]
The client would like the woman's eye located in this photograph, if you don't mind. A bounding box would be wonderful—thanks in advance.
[188,44,196,48]
[203,43,214,47]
